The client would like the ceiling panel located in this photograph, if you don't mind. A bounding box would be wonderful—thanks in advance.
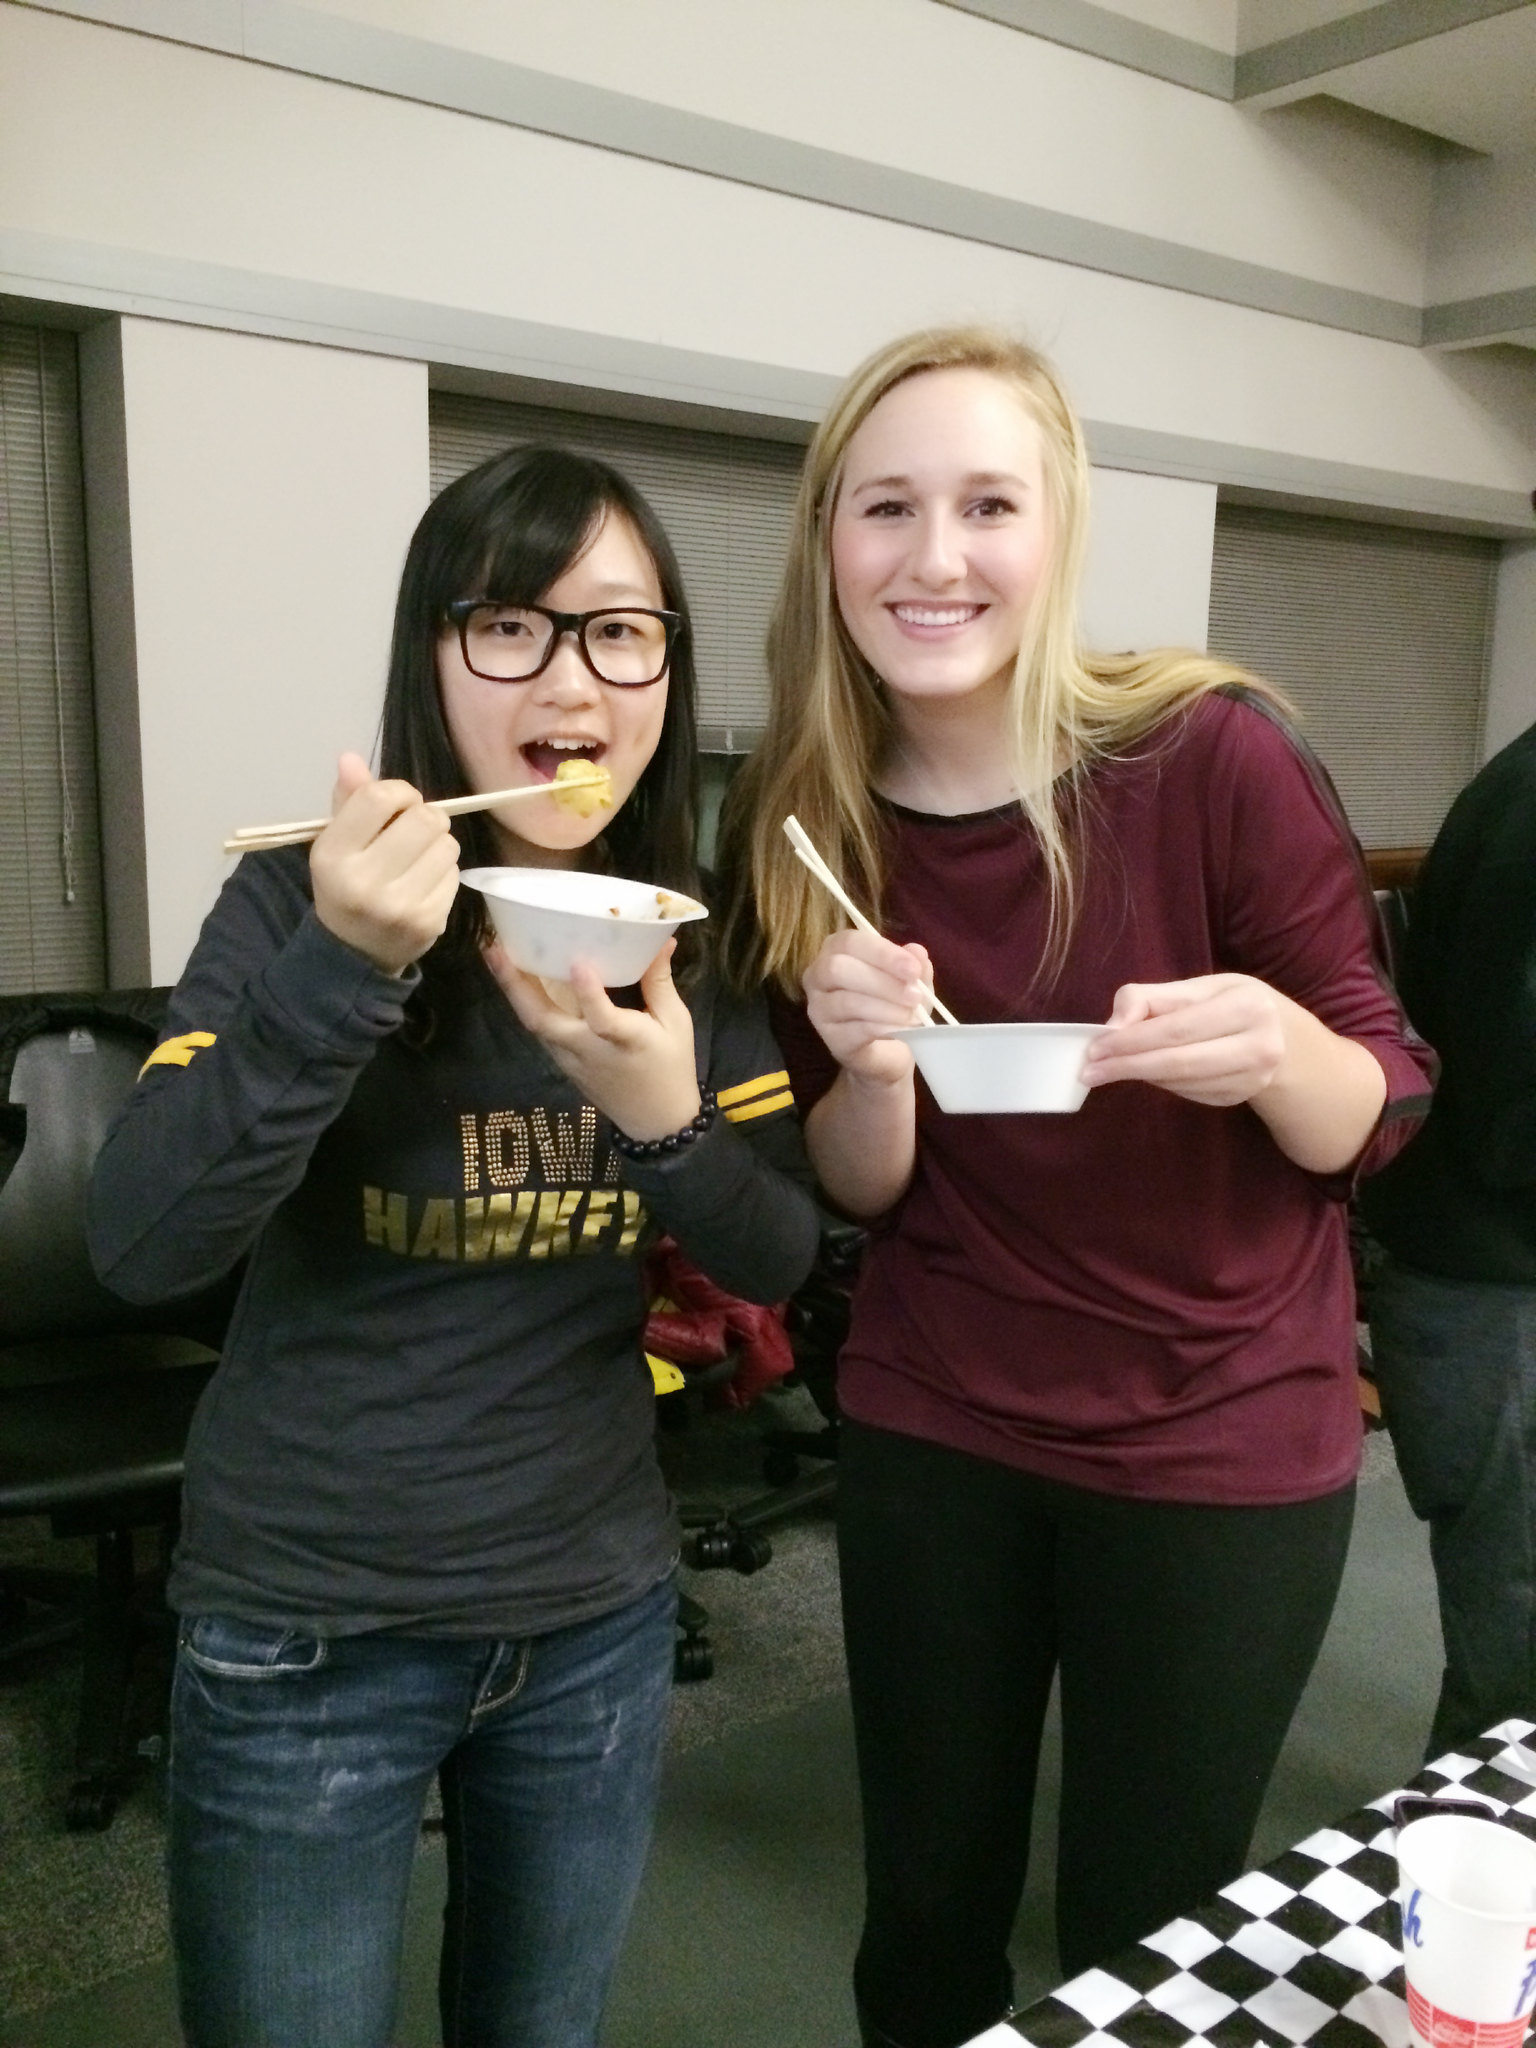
[1272,9,1536,155]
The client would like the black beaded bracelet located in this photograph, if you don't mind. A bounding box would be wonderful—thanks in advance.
[610,1091,718,1162]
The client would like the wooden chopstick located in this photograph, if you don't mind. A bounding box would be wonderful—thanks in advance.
[781,814,960,1027]
[224,770,610,855]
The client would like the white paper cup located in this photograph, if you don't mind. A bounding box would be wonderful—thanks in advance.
[1398,1815,1536,2048]
[887,1021,1098,1114]
[461,867,708,987]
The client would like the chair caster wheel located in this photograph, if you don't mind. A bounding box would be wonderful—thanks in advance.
[689,1527,734,1569]
[675,1635,713,1682]
[762,1446,800,1486]
[65,1778,118,1832]
[730,1530,773,1575]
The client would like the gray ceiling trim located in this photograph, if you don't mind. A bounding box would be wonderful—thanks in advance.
[3,226,1531,537]
[1234,0,1534,99]
[14,0,1419,344]
[931,0,1234,96]
[425,361,817,445]
[1092,419,1534,535]
[0,226,839,427]
[1422,283,1536,345]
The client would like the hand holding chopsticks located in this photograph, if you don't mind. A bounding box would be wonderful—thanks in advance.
[224,761,613,854]
[782,815,960,1026]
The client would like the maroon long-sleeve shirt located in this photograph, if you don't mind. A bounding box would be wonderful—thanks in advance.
[774,690,1435,1505]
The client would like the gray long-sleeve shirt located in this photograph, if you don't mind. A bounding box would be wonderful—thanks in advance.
[88,847,819,1636]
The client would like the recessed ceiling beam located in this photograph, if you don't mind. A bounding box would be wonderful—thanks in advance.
[1234,0,1533,100]
[932,0,1234,96]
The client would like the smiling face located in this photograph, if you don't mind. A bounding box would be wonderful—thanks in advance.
[437,508,670,867]
[830,367,1052,715]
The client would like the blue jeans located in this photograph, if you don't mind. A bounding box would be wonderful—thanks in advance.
[168,1573,677,2048]
[1370,1258,1536,1757]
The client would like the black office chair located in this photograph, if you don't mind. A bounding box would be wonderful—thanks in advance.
[663,1222,860,1680]
[0,992,235,1829]
[759,1219,860,1484]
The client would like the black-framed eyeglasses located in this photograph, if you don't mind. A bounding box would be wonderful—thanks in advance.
[445,600,681,688]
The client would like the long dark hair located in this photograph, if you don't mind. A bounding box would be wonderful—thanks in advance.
[379,444,702,997]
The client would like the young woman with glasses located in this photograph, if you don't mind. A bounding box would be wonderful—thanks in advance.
[717,329,1435,2048]
[89,444,820,2048]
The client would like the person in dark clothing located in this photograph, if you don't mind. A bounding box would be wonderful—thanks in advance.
[718,327,1435,2048]
[1360,717,1536,1760]
[88,446,819,2048]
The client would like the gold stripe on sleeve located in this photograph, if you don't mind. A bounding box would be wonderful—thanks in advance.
[716,1069,790,1111]
[138,1031,216,1078]
[722,1089,796,1125]
[647,1353,686,1396]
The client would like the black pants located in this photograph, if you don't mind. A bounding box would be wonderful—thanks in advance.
[838,1420,1356,2048]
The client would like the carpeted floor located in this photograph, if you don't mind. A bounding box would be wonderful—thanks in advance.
[0,1383,847,2030]
[0,1411,1443,2047]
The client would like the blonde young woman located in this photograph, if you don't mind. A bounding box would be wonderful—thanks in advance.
[718,330,1435,2048]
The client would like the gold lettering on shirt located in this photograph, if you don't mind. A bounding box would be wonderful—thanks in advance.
[362,1189,647,1261]
[460,1114,480,1193]
[484,1110,530,1188]
[617,1190,646,1253]
[576,1189,617,1254]
[526,1189,583,1260]
[363,1186,409,1255]
[462,1191,536,1261]
[411,1198,458,1261]
[531,1105,596,1184]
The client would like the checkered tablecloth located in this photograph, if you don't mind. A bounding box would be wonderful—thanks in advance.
[981,1718,1536,2048]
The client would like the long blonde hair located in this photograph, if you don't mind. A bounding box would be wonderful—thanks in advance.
[717,326,1282,994]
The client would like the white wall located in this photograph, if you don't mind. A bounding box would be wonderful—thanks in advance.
[1484,544,1536,762]
[1081,471,1217,652]
[1091,0,1236,45]
[86,319,429,983]
[3,4,1530,497]
[6,0,1533,966]
[1428,150,1536,307]
[301,0,1430,296]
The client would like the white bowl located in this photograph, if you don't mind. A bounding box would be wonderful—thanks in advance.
[461,867,708,986]
[888,1021,1099,1114]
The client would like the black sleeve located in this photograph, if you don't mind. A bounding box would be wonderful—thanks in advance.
[614,974,820,1305]
[87,849,416,1304]
[1409,839,1536,1191]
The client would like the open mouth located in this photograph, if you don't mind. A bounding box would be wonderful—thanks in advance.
[890,603,986,631]
[521,739,605,783]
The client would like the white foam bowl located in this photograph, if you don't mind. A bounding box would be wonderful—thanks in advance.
[461,867,707,986]
[888,1021,1099,1114]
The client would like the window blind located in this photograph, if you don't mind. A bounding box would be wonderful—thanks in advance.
[1207,505,1497,849]
[0,323,104,994]
[430,392,805,752]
